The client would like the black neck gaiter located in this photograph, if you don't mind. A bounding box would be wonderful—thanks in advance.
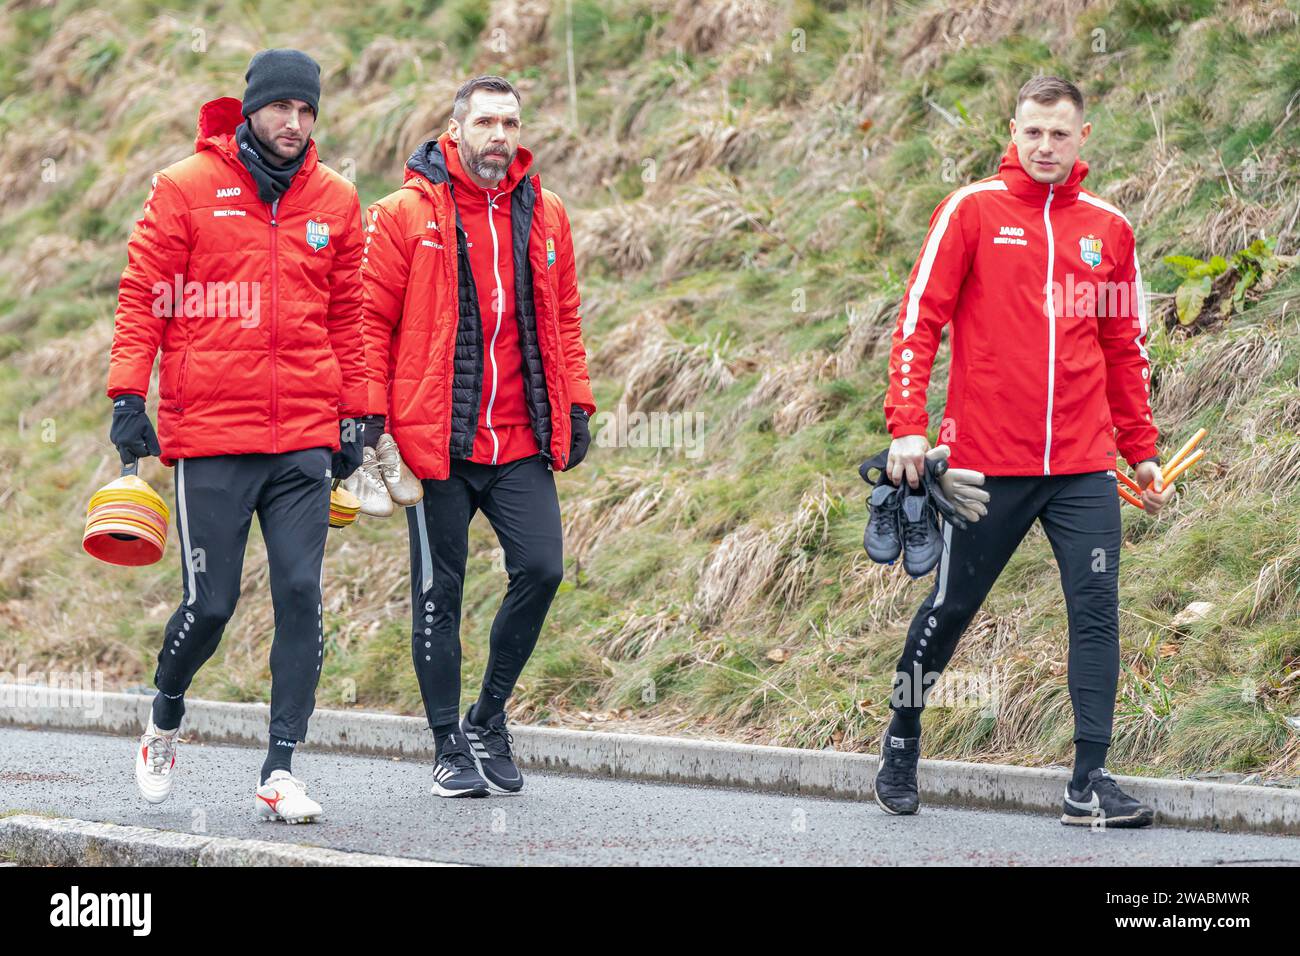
[235,122,307,203]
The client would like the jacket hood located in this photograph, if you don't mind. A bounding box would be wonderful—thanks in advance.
[194,96,319,177]
[404,131,533,195]
[997,141,1087,204]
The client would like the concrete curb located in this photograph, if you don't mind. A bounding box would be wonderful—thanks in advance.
[0,815,450,867]
[2,683,1298,835]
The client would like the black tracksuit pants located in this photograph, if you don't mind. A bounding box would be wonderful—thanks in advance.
[891,469,1122,745]
[154,447,332,742]
[406,453,564,730]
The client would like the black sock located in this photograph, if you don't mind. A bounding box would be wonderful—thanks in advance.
[260,737,296,784]
[432,723,458,754]
[470,690,506,726]
[151,691,185,731]
[1072,740,1108,792]
[888,709,922,740]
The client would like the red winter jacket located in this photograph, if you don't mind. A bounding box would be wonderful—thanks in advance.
[107,97,367,466]
[884,142,1158,476]
[360,133,595,480]
[443,136,541,466]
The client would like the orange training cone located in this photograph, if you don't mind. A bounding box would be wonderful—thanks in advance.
[83,457,170,566]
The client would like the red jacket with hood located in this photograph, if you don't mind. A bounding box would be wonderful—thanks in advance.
[107,97,367,466]
[360,132,595,479]
[884,142,1159,476]
[444,136,543,466]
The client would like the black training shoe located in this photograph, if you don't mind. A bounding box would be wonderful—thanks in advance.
[430,732,489,798]
[461,711,524,793]
[1061,768,1154,828]
[874,732,921,815]
[900,483,942,577]
[865,481,904,564]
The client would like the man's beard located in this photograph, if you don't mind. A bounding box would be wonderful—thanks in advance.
[249,119,305,165]
[465,140,515,183]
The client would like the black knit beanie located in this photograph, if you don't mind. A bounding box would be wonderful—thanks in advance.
[241,49,321,117]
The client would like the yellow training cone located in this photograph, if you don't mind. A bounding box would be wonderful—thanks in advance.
[83,459,170,567]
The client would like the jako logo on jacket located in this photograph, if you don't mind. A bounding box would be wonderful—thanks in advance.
[884,141,1158,476]
[106,96,367,465]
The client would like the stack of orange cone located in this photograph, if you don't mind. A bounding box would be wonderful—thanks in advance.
[83,461,170,566]
[329,480,361,529]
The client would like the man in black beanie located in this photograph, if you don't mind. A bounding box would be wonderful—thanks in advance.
[237,48,323,201]
[108,48,368,824]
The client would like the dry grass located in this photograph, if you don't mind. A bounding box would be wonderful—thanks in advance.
[572,199,662,276]
[592,607,685,661]
[1153,324,1286,428]
[898,0,1100,75]
[595,307,740,412]
[825,297,899,379]
[653,112,770,188]
[724,350,830,438]
[663,0,776,55]
[660,179,760,279]
[693,479,838,625]
[563,471,682,564]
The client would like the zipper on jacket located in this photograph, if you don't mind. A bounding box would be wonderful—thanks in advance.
[270,197,280,454]
[1041,183,1056,476]
[483,188,505,465]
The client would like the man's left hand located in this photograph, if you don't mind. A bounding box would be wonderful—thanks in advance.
[1135,460,1174,515]
[567,407,591,470]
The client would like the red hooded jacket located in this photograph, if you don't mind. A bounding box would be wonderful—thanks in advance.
[360,132,595,479]
[107,97,367,466]
[884,142,1158,476]
[444,136,542,466]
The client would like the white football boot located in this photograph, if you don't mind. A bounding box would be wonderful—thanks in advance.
[135,719,180,805]
[375,433,423,506]
[342,447,395,517]
[255,769,323,824]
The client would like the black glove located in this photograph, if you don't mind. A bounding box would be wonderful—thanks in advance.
[109,394,160,465]
[357,414,386,449]
[333,418,365,480]
[566,407,591,470]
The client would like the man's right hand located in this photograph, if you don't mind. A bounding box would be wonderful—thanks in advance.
[887,433,930,489]
[109,394,161,465]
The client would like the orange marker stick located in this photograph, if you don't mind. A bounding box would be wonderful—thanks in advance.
[1161,447,1203,486]
[1116,470,1143,493]
[1118,487,1145,509]
[1165,428,1208,474]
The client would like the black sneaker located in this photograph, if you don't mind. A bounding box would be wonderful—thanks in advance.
[461,710,524,793]
[430,732,489,798]
[900,482,943,577]
[865,481,904,564]
[874,732,921,815]
[1061,768,1154,828]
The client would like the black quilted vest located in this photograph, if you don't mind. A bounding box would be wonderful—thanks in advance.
[405,141,553,462]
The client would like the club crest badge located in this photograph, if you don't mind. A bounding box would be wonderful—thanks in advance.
[1079,235,1102,269]
[306,219,330,252]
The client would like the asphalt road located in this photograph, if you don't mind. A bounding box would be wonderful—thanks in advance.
[3,726,1299,866]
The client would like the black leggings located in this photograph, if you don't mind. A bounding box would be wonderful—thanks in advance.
[405,454,564,729]
[154,448,331,741]
[890,470,1121,745]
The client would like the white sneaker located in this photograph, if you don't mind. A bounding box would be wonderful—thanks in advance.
[342,447,395,517]
[255,769,323,824]
[135,719,179,805]
[375,433,423,505]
